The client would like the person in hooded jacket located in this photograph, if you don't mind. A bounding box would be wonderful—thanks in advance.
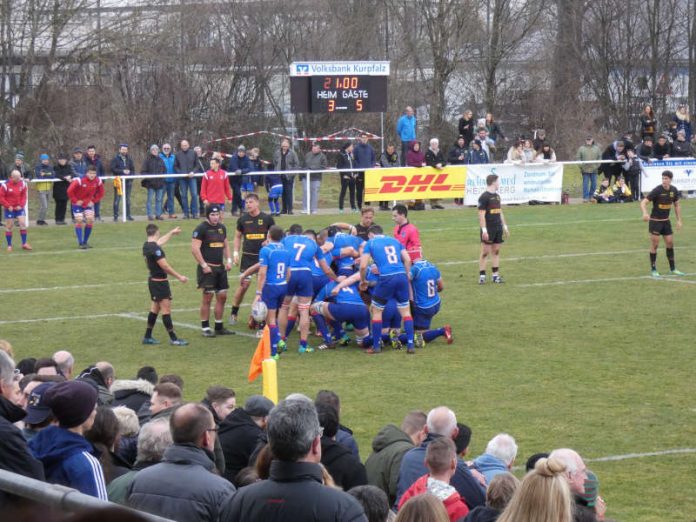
[141,145,166,221]
[317,402,367,491]
[53,153,74,225]
[468,140,489,165]
[337,142,358,213]
[406,141,426,211]
[111,366,158,416]
[29,380,107,499]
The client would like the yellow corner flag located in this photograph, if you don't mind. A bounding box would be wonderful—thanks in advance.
[248,325,271,383]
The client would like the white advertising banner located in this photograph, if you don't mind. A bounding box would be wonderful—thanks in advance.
[641,159,696,193]
[464,163,564,205]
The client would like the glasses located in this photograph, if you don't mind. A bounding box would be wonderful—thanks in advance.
[13,368,22,382]
[206,427,219,433]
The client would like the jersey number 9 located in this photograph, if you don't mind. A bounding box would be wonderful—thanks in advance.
[276,262,286,280]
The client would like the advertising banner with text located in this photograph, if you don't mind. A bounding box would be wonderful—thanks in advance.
[464,163,564,205]
[364,166,466,201]
[642,159,696,192]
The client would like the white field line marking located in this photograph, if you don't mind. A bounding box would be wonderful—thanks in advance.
[0,281,142,294]
[516,273,696,288]
[118,312,258,339]
[655,277,696,285]
[512,448,696,470]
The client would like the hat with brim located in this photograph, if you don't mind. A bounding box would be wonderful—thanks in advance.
[24,382,56,425]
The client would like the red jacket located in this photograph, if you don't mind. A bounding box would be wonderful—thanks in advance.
[398,475,469,522]
[200,169,232,204]
[0,178,28,208]
[67,176,105,207]
[394,222,422,261]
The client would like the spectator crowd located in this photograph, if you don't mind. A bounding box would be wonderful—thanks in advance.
[1,341,610,522]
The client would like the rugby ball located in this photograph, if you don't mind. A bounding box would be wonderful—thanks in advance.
[251,300,268,323]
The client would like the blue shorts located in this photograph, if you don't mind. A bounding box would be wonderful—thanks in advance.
[3,208,25,219]
[312,275,330,298]
[242,182,255,193]
[262,284,287,311]
[71,205,92,215]
[268,185,283,199]
[328,303,370,330]
[372,273,410,309]
[413,302,440,330]
[337,264,356,277]
[382,299,402,329]
[287,269,313,298]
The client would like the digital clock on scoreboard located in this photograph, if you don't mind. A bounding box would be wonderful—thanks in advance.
[310,75,374,113]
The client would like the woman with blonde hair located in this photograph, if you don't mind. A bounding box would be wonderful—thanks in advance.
[395,493,450,522]
[496,457,573,522]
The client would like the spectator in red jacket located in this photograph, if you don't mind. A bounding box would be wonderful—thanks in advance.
[392,204,422,262]
[398,437,469,522]
[200,157,232,221]
[0,169,32,252]
[67,165,104,249]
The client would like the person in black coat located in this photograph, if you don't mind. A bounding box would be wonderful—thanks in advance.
[458,110,475,146]
[141,145,167,220]
[52,153,74,225]
[218,395,273,482]
[652,134,672,160]
[599,140,626,185]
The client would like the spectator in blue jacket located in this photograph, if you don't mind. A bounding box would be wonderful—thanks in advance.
[29,380,107,500]
[397,106,417,166]
[110,144,136,221]
[85,145,105,221]
[468,140,490,164]
[228,145,252,216]
[160,143,178,219]
[353,133,377,210]
[472,433,518,486]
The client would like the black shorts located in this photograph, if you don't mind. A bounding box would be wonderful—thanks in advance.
[148,279,172,302]
[481,227,504,245]
[649,220,673,236]
[240,253,259,273]
[197,265,229,293]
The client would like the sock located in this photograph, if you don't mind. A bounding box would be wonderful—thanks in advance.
[666,248,675,271]
[360,335,372,347]
[492,267,499,276]
[269,325,280,355]
[331,321,345,339]
[299,338,308,349]
[75,224,83,244]
[214,320,223,331]
[371,320,383,350]
[312,313,332,343]
[19,229,27,245]
[162,314,177,340]
[201,320,210,330]
[285,316,296,338]
[231,306,240,316]
[145,312,158,338]
[403,317,415,349]
[650,252,657,270]
[5,231,11,247]
[84,223,93,243]
[423,328,446,343]
[479,270,486,277]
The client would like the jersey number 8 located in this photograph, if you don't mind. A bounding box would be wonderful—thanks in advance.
[384,245,398,264]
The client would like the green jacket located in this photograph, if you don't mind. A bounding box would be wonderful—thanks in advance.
[364,424,414,505]
[576,144,601,173]
[107,469,138,504]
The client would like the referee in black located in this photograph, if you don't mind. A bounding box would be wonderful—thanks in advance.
[142,224,188,346]
[229,193,275,326]
[192,204,235,337]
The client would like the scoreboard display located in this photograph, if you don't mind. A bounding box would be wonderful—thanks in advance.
[290,62,389,114]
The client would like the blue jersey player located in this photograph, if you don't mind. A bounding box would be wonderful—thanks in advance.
[311,277,370,350]
[254,225,290,357]
[409,259,452,347]
[360,224,415,354]
[278,224,335,353]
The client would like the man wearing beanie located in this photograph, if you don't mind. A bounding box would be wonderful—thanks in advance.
[29,380,107,499]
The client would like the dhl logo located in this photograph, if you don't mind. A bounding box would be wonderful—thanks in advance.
[365,173,465,194]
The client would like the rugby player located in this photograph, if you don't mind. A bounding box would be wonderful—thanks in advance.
[191,205,234,337]
[360,224,415,354]
[332,205,375,241]
[409,258,452,347]
[0,169,32,252]
[66,164,104,249]
[229,193,275,326]
[278,224,336,353]
[640,170,684,276]
[200,157,232,218]
[253,225,290,357]
[478,174,509,284]
[142,224,189,346]
[312,275,370,350]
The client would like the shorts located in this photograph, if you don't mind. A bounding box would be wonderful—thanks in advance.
[148,279,172,302]
[262,284,287,311]
[649,220,673,236]
[3,208,25,219]
[328,303,370,330]
[268,184,283,199]
[413,302,441,330]
[72,205,93,216]
[313,274,330,298]
[372,273,410,309]
[382,299,402,329]
[197,265,229,293]
[287,269,313,298]
[242,182,255,192]
[240,253,259,273]
[481,226,504,244]
[337,264,356,277]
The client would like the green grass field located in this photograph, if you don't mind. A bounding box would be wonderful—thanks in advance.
[2,197,695,521]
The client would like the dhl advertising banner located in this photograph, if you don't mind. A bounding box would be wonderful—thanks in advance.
[642,159,696,192]
[364,166,466,201]
[464,163,563,205]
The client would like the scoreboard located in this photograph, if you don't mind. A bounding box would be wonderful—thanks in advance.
[290,61,389,113]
